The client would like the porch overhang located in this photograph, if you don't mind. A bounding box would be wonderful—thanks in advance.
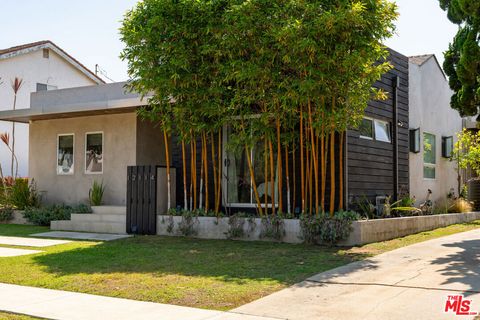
[0,81,149,123]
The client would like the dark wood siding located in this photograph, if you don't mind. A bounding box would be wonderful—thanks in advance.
[347,49,409,206]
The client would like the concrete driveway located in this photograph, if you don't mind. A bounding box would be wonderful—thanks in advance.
[233,229,480,320]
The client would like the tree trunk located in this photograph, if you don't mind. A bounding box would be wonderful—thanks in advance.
[246,145,263,216]
[292,142,296,214]
[211,132,218,213]
[276,119,283,213]
[300,107,305,213]
[268,138,276,216]
[329,131,335,216]
[163,129,171,210]
[203,132,209,212]
[182,139,188,210]
[285,145,291,214]
[308,99,319,215]
[339,131,344,211]
[216,131,222,213]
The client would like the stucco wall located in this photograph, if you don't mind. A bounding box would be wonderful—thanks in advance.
[0,49,98,177]
[29,113,137,205]
[409,57,462,206]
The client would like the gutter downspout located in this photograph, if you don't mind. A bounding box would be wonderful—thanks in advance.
[393,76,400,201]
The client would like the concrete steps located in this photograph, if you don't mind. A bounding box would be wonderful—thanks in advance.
[51,206,127,235]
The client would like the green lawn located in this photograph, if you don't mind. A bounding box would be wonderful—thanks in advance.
[0,312,42,320]
[0,221,479,311]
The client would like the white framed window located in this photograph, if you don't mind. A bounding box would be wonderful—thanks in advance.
[57,134,74,175]
[359,117,391,143]
[85,132,104,174]
[423,132,436,179]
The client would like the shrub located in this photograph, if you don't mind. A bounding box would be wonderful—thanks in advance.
[300,211,359,246]
[0,207,13,222]
[226,213,245,239]
[9,178,41,210]
[72,204,92,213]
[89,180,105,206]
[260,215,285,240]
[23,205,73,226]
[178,211,198,236]
[448,198,473,213]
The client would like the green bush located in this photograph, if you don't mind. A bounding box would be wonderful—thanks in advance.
[300,211,359,245]
[0,207,13,222]
[72,204,93,213]
[9,178,41,210]
[23,205,74,226]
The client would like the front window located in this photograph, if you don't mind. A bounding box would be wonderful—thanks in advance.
[359,117,391,143]
[423,133,436,179]
[224,126,277,207]
[57,134,74,175]
[85,132,104,174]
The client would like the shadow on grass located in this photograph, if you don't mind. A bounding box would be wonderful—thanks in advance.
[32,236,373,285]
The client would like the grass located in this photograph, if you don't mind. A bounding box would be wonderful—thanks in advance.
[0,221,479,311]
[0,312,42,320]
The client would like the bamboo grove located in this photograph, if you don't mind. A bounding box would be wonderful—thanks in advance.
[121,0,398,217]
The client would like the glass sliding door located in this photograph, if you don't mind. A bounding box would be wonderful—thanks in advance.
[223,126,278,207]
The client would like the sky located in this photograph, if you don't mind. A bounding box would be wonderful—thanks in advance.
[0,0,460,83]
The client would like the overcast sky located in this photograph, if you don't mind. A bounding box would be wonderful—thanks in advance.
[0,0,459,83]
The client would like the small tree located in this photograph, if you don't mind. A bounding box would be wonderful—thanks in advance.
[453,129,480,177]
[439,0,480,117]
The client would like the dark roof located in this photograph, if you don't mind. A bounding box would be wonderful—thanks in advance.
[0,40,105,84]
[409,54,446,79]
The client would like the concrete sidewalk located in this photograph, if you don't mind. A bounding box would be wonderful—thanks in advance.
[0,283,277,320]
[234,228,480,320]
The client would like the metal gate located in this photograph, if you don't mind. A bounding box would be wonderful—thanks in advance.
[126,165,157,235]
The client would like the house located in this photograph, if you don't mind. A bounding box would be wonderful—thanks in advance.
[0,49,409,234]
[408,54,463,207]
[0,40,105,177]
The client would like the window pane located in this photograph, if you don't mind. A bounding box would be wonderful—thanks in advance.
[359,118,373,138]
[424,166,435,179]
[58,135,74,175]
[374,120,391,143]
[423,133,436,164]
[36,83,48,92]
[86,133,103,174]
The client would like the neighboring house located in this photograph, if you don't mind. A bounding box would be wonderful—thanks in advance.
[0,49,409,233]
[408,54,463,207]
[0,40,104,177]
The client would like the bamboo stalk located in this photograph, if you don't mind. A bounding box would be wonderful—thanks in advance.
[329,98,336,216]
[308,99,319,215]
[193,135,197,210]
[211,132,218,213]
[285,144,291,214]
[268,138,275,216]
[216,131,222,213]
[245,145,263,216]
[339,131,344,211]
[264,137,269,211]
[203,132,209,212]
[292,141,296,214]
[276,119,283,213]
[182,139,188,210]
[300,107,305,213]
[163,129,171,210]
[190,139,194,210]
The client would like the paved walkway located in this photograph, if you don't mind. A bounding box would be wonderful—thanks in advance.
[0,248,41,257]
[235,229,480,320]
[0,236,70,247]
[32,231,132,241]
[0,283,277,320]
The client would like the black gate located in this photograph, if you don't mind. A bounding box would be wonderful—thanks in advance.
[126,165,157,235]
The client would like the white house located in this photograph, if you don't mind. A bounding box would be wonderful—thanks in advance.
[409,54,463,207]
[0,40,104,177]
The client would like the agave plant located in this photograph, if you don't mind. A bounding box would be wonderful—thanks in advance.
[89,180,106,206]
